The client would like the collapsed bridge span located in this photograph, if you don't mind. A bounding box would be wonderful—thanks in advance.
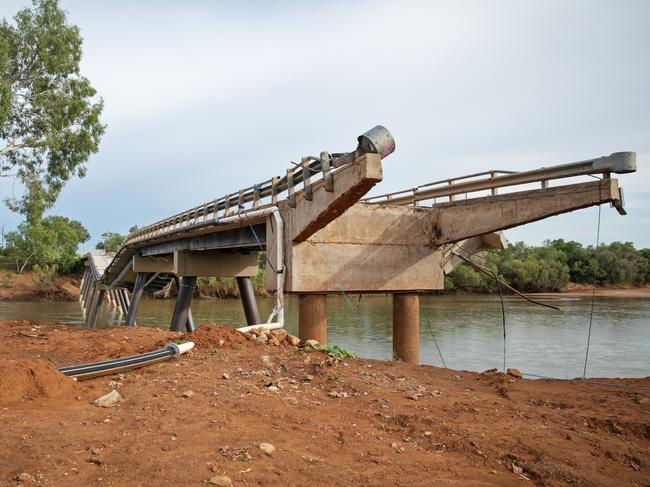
[80,126,636,364]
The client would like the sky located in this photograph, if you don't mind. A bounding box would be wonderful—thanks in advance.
[1,0,649,251]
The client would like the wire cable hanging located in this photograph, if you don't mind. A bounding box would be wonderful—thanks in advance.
[583,182,603,378]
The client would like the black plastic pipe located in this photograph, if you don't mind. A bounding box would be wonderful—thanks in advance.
[58,342,194,380]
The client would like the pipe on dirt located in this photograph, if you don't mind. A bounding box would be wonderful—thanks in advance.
[58,342,194,380]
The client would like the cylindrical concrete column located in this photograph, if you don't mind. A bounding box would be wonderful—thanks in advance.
[125,272,152,326]
[88,289,106,329]
[84,283,97,324]
[170,276,197,332]
[299,294,327,344]
[236,276,261,326]
[393,293,420,364]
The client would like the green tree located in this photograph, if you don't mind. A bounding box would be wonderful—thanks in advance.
[547,239,596,283]
[640,248,650,283]
[5,214,89,274]
[96,231,125,253]
[595,242,648,285]
[0,0,105,219]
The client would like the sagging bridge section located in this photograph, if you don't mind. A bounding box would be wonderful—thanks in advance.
[80,126,636,364]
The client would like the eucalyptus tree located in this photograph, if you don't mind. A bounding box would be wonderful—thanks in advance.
[0,0,105,222]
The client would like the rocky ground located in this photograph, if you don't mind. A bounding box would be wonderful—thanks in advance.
[0,320,648,486]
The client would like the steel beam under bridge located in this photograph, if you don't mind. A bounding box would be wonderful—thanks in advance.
[137,225,266,257]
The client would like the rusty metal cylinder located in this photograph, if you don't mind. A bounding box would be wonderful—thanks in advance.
[357,125,395,159]
[392,293,420,365]
[299,294,328,344]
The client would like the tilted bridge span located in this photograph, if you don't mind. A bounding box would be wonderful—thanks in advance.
[80,126,636,364]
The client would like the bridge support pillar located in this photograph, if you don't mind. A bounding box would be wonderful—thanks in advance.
[81,272,93,305]
[84,283,97,321]
[125,272,152,326]
[87,289,106,329]
[237,276,261,326]
[393,293,419,365]
[117,289,127,317]
[170,276,197,332]
[186,307,195,332]
[79,270,89,302]
[299,294,327,344]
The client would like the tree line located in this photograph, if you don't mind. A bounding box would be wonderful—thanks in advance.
[448,240,650,293]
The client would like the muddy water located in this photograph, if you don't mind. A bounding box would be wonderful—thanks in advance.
[1,294,648,378]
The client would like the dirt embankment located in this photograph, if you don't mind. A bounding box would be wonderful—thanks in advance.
[0,269,266,302]
[543,282,650,299]
[0,269,80,301]
[0,320,648,486]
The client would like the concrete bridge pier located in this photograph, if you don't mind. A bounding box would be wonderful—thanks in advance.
[125,272,152,326]
[170,276,197,332]
[87,288,106,329]
[84,283,97,322]
[392,293,420,365]
[299,294,327,344]
[237,276,261,326]
[79,270,90,303]
[115,289,124,317]
[81,271,94,306]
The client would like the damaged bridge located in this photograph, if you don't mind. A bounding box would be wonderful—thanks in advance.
[81,126,636,364]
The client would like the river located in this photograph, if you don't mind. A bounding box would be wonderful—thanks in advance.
[1,294,648,378]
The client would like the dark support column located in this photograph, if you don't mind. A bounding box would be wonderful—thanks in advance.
[125,272,152,326]
[186,308,195,333]
[88,289,106,329]
[84,283,97,324]
[236,276,261,326]
[81,273,92,303]
[85,276,95,302]
[79,271,89,301]
[117,289,128,316]
[393,293,420,365]
[170,276,197,332]
[299,294,327,344]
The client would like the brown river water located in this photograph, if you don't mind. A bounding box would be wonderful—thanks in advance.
[1,294,648,379]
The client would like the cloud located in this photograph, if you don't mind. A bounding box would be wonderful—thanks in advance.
[1,0,648,248]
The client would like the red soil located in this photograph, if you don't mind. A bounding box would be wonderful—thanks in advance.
[0,269,80,301]
[0,320,647,486]
[0,358,79,407]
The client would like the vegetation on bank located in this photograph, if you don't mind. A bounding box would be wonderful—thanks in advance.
[447,240,650,293]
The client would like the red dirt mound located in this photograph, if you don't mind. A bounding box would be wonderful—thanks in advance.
[182,323,252,351]
[0,358,79,406]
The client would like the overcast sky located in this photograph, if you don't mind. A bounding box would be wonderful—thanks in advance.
[1,0,649,250]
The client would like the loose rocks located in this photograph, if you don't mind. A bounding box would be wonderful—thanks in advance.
[207,475,233,486]
[93,389,121,408]
[506,368,523,379]
[259,442,276,456]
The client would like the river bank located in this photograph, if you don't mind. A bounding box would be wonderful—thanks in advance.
[0,319,648,486]
[2,269,649,302]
